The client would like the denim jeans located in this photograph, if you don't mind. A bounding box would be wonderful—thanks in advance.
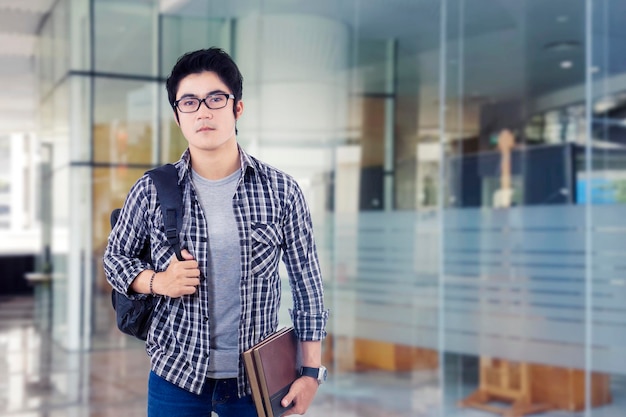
[147,371,258,417]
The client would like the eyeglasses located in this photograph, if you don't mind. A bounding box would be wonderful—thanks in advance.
[174,93,235,113]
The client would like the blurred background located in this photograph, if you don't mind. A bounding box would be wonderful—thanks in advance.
[1,0,626,416]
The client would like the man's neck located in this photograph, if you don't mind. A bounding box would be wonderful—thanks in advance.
[190,141,240,180]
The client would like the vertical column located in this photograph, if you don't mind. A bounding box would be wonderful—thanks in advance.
[234,13,349,177]
[383,39,397,211]
[9,133,24,231]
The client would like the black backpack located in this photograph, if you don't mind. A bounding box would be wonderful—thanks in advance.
[110,163,184,340]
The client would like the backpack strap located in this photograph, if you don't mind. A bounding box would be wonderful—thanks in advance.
[110,208,121,229]
[147,164,184,261]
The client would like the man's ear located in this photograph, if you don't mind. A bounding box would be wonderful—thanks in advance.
[173,110,180,127]
[235,99,244,120]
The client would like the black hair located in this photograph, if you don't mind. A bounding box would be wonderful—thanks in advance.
[165,47,243,120]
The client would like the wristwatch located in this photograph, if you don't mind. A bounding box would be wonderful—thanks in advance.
[299,366,327,385]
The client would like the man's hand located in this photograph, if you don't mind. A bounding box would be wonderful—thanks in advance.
[280,375,319,416]
[153,249,200,297]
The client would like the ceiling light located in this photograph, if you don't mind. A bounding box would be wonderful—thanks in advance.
[544,41,581,52]
[594,97,616,113]
[560,60,573,69]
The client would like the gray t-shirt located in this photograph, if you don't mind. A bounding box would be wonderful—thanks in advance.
[191,168,241,378]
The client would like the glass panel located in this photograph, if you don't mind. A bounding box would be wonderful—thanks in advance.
[440,0,626,416]
[156,82,184,162]
[93,1,157,76]
[91,166,152,346]
[590,0,626,415]
[0,138,10,229]
[93,78,157,165]
[48,84,71,346]
[327,1,443,416]
[160,15,231,78]
[38,0,70,98]
[68,0,90,72]
[51,0,69,83]
[38,10,54,97]
[37,0,73,348]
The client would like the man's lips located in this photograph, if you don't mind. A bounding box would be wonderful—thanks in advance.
[196,126,215,133]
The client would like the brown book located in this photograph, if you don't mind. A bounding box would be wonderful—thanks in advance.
[243,327,298,417]
[242,343,268,417]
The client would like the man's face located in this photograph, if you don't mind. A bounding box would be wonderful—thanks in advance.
[174,71,243,152]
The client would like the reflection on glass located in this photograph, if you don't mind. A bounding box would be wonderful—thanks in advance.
[93,79,157,165]
[94,1,157,76]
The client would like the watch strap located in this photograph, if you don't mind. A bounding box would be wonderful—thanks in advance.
[300,366,320,379]
[300,366,327,385]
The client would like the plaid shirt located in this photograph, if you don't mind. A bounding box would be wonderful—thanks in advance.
[103,147,328,396]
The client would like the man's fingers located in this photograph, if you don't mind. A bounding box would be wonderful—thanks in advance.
[279,377,318,416]
[281,391,295,408]
[180,248,194,260]
[170,250,199,274]
[163,249,202,297]
[171,249,195,263]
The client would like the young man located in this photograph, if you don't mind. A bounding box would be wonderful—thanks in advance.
[104,47,328,417]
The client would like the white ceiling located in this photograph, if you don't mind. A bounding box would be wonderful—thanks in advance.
[0,0,54,134]
[157,0,591,103]
[0,0,624,136]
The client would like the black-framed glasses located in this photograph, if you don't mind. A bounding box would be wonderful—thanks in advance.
[174,93,235,113]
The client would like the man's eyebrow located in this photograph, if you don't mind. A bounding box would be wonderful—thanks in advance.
[177,93,198,99]
[178,90,228,100]
[206,89,228,96]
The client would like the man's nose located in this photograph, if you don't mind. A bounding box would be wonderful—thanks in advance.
[196,100,213,117]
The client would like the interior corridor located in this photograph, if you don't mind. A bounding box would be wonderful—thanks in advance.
[2,294,624,417]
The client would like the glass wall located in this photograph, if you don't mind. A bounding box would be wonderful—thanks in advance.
[589,3,626,417]
[38,0,73,348]
[442,1,592,416]
[36,0,626,415]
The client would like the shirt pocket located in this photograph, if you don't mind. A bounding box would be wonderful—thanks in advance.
[250,222,282,279]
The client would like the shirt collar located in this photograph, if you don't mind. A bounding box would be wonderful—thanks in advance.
[178,145,257,182]
[237,145,257,177]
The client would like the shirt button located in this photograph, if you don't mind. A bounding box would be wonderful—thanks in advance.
[204,316,209,322]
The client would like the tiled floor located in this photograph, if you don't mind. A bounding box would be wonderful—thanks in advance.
[1,295,624,417]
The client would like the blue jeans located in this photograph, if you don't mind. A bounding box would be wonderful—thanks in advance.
[147,371,258,417]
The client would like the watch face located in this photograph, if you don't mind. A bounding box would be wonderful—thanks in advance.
[319,366,328,382]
